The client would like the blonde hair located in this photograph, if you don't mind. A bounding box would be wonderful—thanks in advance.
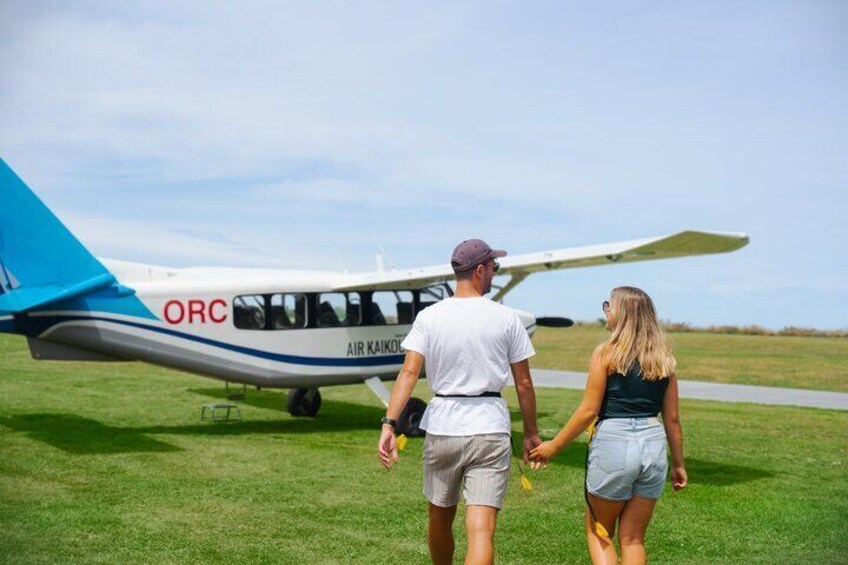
[596,286,675,381]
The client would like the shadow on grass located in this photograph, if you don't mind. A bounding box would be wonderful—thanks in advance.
[0,398,387,454]
[542,446,774,486]
[685,457,774,486]
[140,398,386,436]
[0,389,567,457]
[0,413,183,455]
[188,387,292,412]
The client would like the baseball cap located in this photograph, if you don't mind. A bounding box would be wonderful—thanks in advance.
[450,239,507,272]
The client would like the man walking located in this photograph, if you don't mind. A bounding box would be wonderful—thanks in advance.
[378,239,541,565]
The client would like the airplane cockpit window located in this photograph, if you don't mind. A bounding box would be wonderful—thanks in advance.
[317,292,361,327]
[270,293,307,330]
[234,295,266,330]
[372,291,415,325]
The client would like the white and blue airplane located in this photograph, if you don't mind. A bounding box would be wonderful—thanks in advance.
[0,158,749,435]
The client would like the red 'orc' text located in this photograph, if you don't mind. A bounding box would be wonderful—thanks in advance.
[163,299,228,324]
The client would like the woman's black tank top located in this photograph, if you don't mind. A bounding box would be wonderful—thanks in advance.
[598,361,669,420]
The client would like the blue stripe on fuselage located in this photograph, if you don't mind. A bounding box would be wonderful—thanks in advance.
[34,314,405,368]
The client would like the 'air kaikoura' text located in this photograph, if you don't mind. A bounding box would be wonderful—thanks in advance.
[347,339,403,357]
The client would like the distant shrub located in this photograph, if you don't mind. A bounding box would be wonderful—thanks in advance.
[568,320,846,337]
[656,321,847,338]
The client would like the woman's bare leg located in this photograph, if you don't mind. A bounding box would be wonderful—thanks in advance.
[618,496,657,565]
[585,493,626,565]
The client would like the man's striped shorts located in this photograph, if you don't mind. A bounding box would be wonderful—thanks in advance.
[423,433,511,509]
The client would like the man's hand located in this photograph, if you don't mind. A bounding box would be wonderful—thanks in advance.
[671,465,688,491]
[378,425,399,469]
[523,434,544,470]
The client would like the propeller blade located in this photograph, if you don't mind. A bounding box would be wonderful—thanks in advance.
[536,317,574,328]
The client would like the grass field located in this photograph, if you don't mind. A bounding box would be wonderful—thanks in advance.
[532,325,848,392]
[1,331,847,564]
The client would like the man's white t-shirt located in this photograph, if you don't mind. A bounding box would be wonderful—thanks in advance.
[400,296,535,436]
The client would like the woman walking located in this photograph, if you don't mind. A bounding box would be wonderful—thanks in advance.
[531,286,687,565]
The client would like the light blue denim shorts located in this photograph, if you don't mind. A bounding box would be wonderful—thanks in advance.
[587,417,668,501]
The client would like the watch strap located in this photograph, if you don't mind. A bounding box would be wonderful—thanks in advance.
[381,416,397,428]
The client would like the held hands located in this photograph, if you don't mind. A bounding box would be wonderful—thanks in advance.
[377,425,399,469]
[524,434,547,470]
[672,465,688,491]
[529,440,560,463]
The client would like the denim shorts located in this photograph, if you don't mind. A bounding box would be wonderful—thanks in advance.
[587,417,668,501]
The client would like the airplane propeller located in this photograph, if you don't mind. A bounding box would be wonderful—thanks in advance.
[535,316,574,328]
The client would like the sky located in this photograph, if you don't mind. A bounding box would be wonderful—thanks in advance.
[1,1,845,329]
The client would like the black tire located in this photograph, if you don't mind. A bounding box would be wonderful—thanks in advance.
[287,387,322,417]
[397,397,427,437]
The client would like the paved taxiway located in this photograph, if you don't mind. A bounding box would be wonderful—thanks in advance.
[520,369,848,411]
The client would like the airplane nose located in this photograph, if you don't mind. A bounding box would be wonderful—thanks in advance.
[511,308,537,338]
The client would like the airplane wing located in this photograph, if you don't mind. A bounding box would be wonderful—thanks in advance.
[334,230,749,292]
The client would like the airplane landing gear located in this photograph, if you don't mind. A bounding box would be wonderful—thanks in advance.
[397,397,426,437]
[287,387,322,417]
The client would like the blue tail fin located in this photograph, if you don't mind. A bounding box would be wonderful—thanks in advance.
[0,158,116,314]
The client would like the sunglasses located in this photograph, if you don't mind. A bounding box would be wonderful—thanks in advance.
[602,300,610,313]
[493,260,500,273]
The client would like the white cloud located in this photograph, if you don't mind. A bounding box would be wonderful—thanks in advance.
[1,1,845,327]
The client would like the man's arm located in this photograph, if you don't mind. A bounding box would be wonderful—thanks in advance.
[377,350,424,469]
[510,359,541,469]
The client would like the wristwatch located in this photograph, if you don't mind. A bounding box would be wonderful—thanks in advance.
[381,416,397,428]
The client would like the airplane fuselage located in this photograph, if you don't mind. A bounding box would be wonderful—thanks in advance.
[19,262,536,389]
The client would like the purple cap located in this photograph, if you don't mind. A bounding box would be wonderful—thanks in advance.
[450,239,507,272]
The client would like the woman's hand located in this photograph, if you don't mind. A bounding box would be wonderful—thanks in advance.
[529,440,560,463]
[671,465,688,490]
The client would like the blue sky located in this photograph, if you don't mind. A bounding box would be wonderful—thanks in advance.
[1,1,845,329]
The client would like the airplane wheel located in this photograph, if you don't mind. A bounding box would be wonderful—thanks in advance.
[287,387,322,417]
[397,397,427,437]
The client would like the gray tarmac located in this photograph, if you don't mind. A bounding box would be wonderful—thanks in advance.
[521,369,848,411]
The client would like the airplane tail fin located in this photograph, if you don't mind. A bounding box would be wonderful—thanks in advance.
[0,158,116,316]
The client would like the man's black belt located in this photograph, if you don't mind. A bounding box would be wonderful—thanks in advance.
[435,392,501,398]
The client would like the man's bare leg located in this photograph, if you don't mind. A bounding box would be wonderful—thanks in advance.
[465,505,498,565]
[428,503,457,565]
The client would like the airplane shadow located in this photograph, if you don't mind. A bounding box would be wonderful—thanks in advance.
[541,444,774,486]
[0,413,183,455]
[141,399,387,437]
[189,386,300,412]
[0,398,387,455]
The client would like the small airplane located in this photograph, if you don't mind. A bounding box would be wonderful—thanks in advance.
[0,158,749,435]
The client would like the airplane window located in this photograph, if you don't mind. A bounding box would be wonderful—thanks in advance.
[418,284,449,312]
[317,292,361,327]
[234,295,266,330]
[346,293,362,326]
[270,293,307,330]
[372,291,415,325]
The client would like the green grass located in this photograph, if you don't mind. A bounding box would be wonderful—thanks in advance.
[532,325,848,392]
[1,332,847,564]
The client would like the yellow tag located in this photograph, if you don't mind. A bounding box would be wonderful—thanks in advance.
[396,434,408,451]
[520,474,533,491]
[587,419,597,441]
[594,522,609,538]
